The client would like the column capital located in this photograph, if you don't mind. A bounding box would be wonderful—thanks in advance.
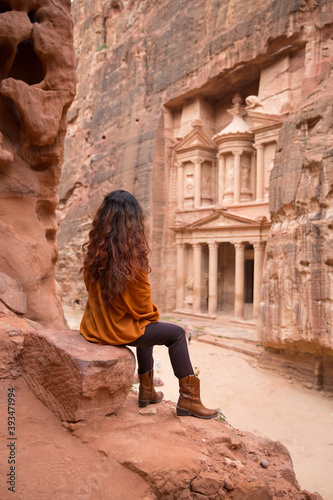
[234,242,245,250]
[195,157,205,165]
[208,241,219,250]
[193,242,202,250]
[253,143,264,151]
[252,241,265,250]
[232,149,243,157]
[176,242,185,249]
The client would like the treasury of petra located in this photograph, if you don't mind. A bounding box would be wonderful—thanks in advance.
[0,1,332,498]
[56,0,333,391]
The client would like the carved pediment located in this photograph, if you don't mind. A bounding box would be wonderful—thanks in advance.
[246,110,285,131]
[186,210,260,230]
[175,123,216,154]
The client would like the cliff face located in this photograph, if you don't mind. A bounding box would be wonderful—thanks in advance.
[0,0,76,327]
[58,0,332,378]
[259,71,333,391]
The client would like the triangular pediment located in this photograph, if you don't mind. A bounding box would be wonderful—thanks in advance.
[186,210,261,230]
[246,110,285,131]
[175,125,216,154]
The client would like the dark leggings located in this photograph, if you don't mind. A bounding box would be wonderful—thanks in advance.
[127,322,194,379]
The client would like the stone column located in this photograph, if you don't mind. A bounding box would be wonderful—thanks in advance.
[233,151,241,204]
[193,243,202,312]
[251,153,256,199]
[253,242,265,319]
[234,242,245,318]
[218,154,225,206]
[208,242,218,315]
[176,243,185,309]
[255,144,265,202]
[177,162,184,209]
[194,158,202,208]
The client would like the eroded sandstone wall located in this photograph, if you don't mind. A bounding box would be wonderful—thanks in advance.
[0,0,76,327]
[58,0,332,370]
[259,69,333,390]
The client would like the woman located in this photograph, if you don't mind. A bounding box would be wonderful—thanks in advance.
[80,190,217,419]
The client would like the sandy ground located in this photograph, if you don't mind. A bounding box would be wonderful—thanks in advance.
[64,306,333,499]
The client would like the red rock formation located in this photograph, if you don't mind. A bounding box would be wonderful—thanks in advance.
[57,0,333,387]
[259,71,333,392]
[0,375,324,499]
[21,329,136,421]
[0,0,76,327]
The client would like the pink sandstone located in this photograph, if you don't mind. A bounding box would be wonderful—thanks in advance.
[21,328,136,422]
[0,0,76,328]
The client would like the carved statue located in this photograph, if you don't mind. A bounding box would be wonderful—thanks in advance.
[245,95,264,110]
[185,174,194,197]
[226,158,234,190]
[186,275,193,290]
[241,156,251,190]
[184,275,194,306]
[202,173,210,197]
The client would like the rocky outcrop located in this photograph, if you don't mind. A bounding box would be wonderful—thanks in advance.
[259,66,333,392]
[61,392,323,500]
[21,329,136,421]
[0,0,76,327]
[0,272,26,315]
[0,377,325,500]
[0,314,40,379]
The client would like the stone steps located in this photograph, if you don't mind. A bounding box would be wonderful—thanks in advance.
[197,333,264,357]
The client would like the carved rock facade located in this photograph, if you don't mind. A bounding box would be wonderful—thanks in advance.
[58,1,333,387]
[0,0,76,327]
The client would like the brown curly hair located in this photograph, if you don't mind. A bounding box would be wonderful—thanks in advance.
[81,190,151,301]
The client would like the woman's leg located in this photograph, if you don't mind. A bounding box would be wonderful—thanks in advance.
[135,346,154,375]
[128,322,194,379]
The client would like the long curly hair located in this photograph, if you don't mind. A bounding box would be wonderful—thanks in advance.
[81,190,151,301]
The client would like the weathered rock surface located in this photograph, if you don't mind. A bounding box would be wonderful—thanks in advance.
[0,313,40,379]
[258,66,333,391]
[0,272,26,315]
[0,375,323,500]
[21,328,136,421]
[0,0,76,327]
[77,395,323,499]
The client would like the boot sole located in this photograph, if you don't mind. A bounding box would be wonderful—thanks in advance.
[138,397,163,408]
[176,407,218,419]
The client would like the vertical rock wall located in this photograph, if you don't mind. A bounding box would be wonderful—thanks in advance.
[259,72,333,390]
[58,0,332,383]
[0,0,76,327]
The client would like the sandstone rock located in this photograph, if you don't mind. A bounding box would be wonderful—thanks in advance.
[0,0,75,328]
[0,314,40,379]
[258,73,333,391]
[75,400,320,500]
[0,272,26,314]
[190,471,223,496]
[21,329,136,422]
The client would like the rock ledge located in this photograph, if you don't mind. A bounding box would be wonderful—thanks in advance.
[21,329,135,422]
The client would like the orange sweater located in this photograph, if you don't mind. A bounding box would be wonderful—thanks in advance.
[80,271,160,345]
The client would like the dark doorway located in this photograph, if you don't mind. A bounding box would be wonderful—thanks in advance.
[244,258,254,303]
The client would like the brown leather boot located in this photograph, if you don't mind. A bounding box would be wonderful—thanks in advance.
[177,375,218,419]
[138,370,163,408]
